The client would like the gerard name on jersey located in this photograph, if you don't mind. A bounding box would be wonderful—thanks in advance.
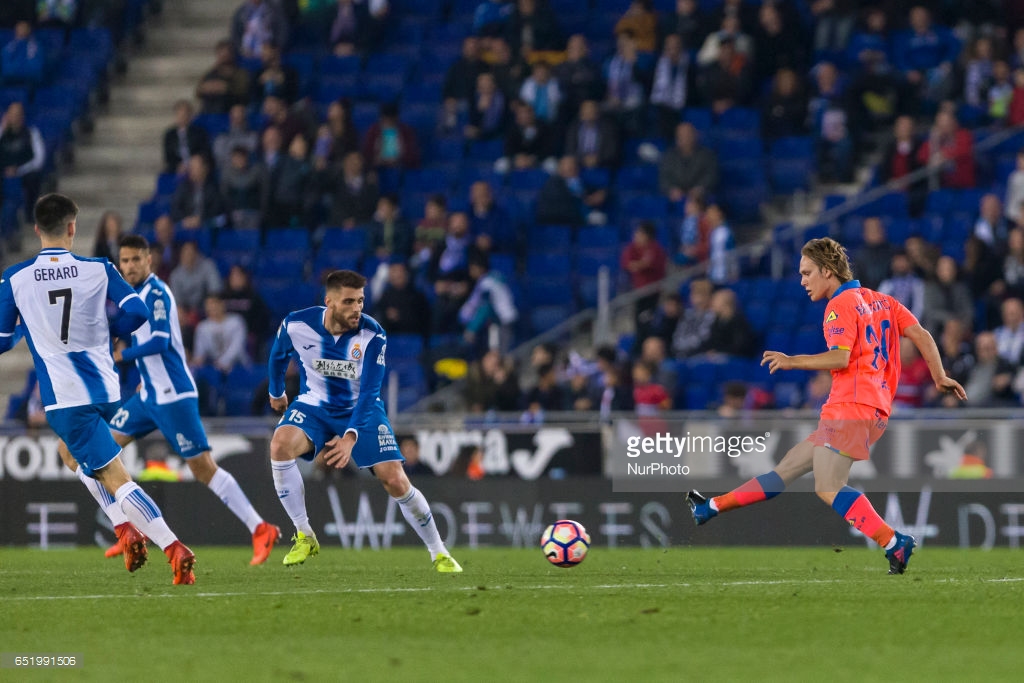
[34,265,79,281]
[314,358,359,380]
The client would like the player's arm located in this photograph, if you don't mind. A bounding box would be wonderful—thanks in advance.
[761,348,850,374]
[119,289,171,363]
[267,319,295,411]
[105,263,148,337]
[344,333,387,437]
[0,276,22,354]
[903,323,967,400]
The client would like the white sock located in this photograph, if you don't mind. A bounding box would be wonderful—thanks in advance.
[207,467,263,533]
[884,534,898,550]
[709,498,719,512]
[77,466,129,526]
[394,486,446,560]
[271,460,313,536]
[114,482,178,550]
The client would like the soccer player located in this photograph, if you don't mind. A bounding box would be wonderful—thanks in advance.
[57,236,281,566]
[686,238,967,574]
[0,194,196,584]
[268,270,462,572]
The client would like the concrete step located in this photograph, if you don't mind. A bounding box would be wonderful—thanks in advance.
[110,84,202,107]
[60,172,155,199]
[128,54,213,80]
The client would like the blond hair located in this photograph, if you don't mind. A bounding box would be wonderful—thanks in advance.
[801,237,853,282]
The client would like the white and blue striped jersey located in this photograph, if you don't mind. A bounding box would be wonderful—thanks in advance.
[120,274,197,405]
[0,248,147,410]
[269,308,387,431]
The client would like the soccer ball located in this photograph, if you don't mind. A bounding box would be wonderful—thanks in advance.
[540,520,590,567]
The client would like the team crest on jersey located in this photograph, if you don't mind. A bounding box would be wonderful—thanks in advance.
[152,299,167,321]
[826,310,838,322]
[350,343,362,359]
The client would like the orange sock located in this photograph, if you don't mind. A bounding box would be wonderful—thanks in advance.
[712,472,785,512]
[831,486,894,547]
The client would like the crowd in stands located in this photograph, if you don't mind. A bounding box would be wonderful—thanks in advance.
[14,1,1024,420]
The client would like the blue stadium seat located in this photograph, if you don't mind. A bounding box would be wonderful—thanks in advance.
[574,248,619,276]
[615,164,658,191]
[314,75,358,104]
[576,225,620,249]
[716,107,760,136]
[319,54,361,77]
[263,228,311,250]
[528,225,572,251]
[313,249,362,276]
[253,249,309,278]
[216,230,261,252]
[154,173,180,199]
[320,226,368,251]
[388,334,424,361]
[404,167,453,194]
[581,167,611,189]
[524,277,574,307]
[467,138,505,161]
[221,365,268,416]
[508,168,549,192]
[682,107,713,134]
[529,304,575,336]
[577,274,616,308]
[526,251,572,277]
[684,384,712,410]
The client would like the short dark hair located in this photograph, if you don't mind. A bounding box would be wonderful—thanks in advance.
[119,235,150,251]
[34,193,79,237]
[325,270,368,291]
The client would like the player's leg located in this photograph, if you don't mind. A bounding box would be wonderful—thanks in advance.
[686,440,814,525]
[372,461,461,572]
[271,408,324,565]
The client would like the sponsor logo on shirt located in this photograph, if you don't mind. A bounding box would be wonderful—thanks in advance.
[176,433,195,453]
[377,343,386,366]
[378,424,397,451]
[314,358,359,380]
[826,310,838,322]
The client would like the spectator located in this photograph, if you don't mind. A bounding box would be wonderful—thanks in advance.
[621,220,668,325]
[877,115,926,216]
[231,0,288,59]
[892,342,932,409]
[554,35,602,124]
[921,255,973,338]
[162,99,212,175]
[673,278,715,358]
[261,94,307,148]
[974,193,1009,248]
[192,294,250,373]
[705,204,737,285]
[221,264,272,343]
[314,98,359,170]
[504,0,563,59]
[429,212,477,334]
[632,361,671,415]
[809,0,857,53]
[328,0,372,56]
[878,251,925,319]
[753,3,806,85]
[638,335,677,399]
[221,145,265,230]
[716,380,749,417]
[325,150,378,228]
[948,440,994,479]
[487,36,527,101]
[1008,67,1024,126]
[848,10,909,137]
[564,99,620,170]
[502,99,557,172]
[465,349,520,413]
[998,227,1024,301]
[641,291,684,351]
[374,261,431,338]
[151,214,180,281]
[213,104,259,171]
[987,60,1014,123]
[362,102,421,170]
[904,235,938,281]
[400,437,434,477]
[676,187,709,265]
[847,7,893,73]
[443,37,485,127]
[36,0,78,28]
[802,370,832,411]
[962,331,1017,407]
[519,61,561,125]
[650,34,691,140]
[658,122,719,202]
[937,318,975,396]
[196,39,250,115]
[169,240,224,318]
[467,181,511,248]
[993,297,1024,366]
[0,101,45,211]
[364,194,409,260]
[661,0,708,52]
[459,253,518,350]
[917,109,975,190]
[252,43,297,104]
[170,155,228,230]
[536,155,607,227]
[473,0,511,37]
[808,61,854,183]
[1006,149,1024,226]
[265,133,313,228]
[853,216,895,290]
[412,194,448,270]
[615,0,658,53]
[604,30,648,136]
[761,67,808,141]
[702,288,756,357]
[465,71,508,142]
[892,5,959,108]
[92,210,124,263]
[523,362,567,415]
[1,21,44,86]
[696,15,753,67]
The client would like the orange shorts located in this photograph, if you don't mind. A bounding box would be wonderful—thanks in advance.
[806,402,888,461]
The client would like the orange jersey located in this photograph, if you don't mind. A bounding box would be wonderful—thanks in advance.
[821,280,919,415]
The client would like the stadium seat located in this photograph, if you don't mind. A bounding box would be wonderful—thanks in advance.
[319,227,368,251]
[529,304,574,336]
[388,334,425,361]
[263,228,311,250]
[528,225,572,251]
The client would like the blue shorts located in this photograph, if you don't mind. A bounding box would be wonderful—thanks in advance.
[47,402,122,477]
[276,400,404,469]
[109,394,210,459]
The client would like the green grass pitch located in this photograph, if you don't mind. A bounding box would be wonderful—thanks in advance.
[1,546,1022,682]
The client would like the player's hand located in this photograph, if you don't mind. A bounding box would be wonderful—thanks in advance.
[113,348,124,363]
[269,395,289,413]
[320,434,355,469]
[761,350,792,374]
[936,376,967,401]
